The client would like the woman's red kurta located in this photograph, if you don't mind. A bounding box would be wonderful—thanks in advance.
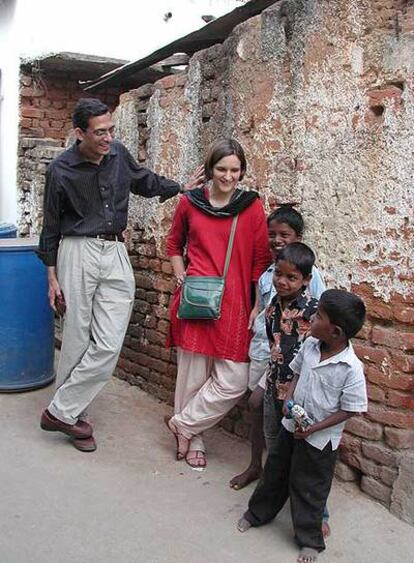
[166,192,271,362]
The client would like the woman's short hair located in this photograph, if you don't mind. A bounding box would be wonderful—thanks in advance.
[72,98,109,131]
[204,138,247,181]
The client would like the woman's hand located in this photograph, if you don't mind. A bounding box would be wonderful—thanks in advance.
[182,165,205,192]
[248,305,259,331]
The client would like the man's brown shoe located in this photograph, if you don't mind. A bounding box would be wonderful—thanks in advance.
[71,435,97,452]
[40,409,93,439]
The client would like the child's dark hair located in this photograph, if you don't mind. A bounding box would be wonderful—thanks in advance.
[276,242,315,277]
[267,204,304,237]
[319,289,366,339]
[72,98,109,131]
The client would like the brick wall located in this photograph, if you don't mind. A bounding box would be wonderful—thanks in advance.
[19,70,121,143]
[111,0,414,524]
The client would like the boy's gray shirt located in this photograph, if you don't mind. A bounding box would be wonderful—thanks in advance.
[282,337,367,450]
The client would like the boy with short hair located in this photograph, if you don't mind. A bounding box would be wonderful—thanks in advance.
[237,289,367,563]
[230,205,325,491]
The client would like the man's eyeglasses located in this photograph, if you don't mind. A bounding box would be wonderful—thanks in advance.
[90,126,115,138]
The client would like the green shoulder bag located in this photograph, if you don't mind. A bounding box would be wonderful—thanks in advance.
[177,216,238,320]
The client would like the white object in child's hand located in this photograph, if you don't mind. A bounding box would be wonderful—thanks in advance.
[287,401,314,432]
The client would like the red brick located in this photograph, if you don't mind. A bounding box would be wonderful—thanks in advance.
[391,352,414,374]
[366,85,403,110]
[386,389,414,409]
[372,326,414,352]
[354,343,390,366]
[367,383,385,402]
[345,416,383,440]
[393,307,414,324]
[20,86,44,97]
[367,403,414,428]
[361,442,398,467]
[157,320,170,335]
[355,323,372,340]
[384,427,414,449]
[365,365,414,390]
[153,278,174,293]
[21,106,44,119]
[367,302,394,321]
[20,118,32,128]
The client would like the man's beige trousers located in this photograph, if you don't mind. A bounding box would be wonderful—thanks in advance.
[172,348,249,452]
[48,237,135,425]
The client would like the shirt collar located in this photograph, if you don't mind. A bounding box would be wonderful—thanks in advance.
[310,337,357,367]
[276,289,309,311]
[64,140,118,167]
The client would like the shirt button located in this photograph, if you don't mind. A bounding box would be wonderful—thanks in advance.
[105,204,109,208]
[101,187,106,191]
[107,221,112,225]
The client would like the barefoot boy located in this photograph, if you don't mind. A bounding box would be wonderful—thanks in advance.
[230,205,325,491]
[238,289,367,563]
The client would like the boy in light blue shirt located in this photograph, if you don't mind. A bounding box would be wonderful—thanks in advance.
[230,205,325,493]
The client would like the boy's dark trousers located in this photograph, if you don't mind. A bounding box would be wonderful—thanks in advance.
[244,427,337,552]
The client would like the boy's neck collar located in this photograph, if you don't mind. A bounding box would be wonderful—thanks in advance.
[278,289,307,309]
[319,338,348,359]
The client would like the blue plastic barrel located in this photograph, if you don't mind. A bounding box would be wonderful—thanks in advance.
[0,222,17,238]
[0,238,55,391]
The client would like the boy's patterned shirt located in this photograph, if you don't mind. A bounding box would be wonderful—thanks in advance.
[265,290,318,394]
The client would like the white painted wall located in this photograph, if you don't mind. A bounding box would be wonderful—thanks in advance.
[0,0,19,223]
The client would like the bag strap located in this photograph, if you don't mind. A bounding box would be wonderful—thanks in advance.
[222,216,238,279]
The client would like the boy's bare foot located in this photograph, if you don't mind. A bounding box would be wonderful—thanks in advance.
[237,516,252,532]
[322,520,330,538]
[297,547,318,563]
[230,465,262,490]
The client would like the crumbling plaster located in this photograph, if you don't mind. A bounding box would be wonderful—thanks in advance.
[118,0,414,300]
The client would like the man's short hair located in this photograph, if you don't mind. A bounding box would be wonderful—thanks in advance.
[72,98,109,131]
[319,289,366,339]
[276,242,315,277]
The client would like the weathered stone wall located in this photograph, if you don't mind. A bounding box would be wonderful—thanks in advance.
[117,0,413,523]
[17,138,64,236]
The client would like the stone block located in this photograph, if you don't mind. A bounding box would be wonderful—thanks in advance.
[361,476,391,505]
[390,452,414,525]
[335,460,360,482]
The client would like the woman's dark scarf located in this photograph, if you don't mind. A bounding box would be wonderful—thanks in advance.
[185,187,259,217]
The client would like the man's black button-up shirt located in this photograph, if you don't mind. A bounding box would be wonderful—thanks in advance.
[37,140,181,266]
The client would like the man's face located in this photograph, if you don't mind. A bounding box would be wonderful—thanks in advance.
[75,112,114,159]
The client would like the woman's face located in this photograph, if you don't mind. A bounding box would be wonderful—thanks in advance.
[211,154,242,195]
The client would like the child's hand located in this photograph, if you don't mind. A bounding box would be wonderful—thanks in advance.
[248,306,259,331]
[293,426,315,440]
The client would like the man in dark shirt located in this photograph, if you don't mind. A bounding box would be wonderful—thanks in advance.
[38,98,203,452]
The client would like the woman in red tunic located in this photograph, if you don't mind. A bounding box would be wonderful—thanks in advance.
[165,139,270,469]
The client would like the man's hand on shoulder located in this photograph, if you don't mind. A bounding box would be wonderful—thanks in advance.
[181,165,205,193]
